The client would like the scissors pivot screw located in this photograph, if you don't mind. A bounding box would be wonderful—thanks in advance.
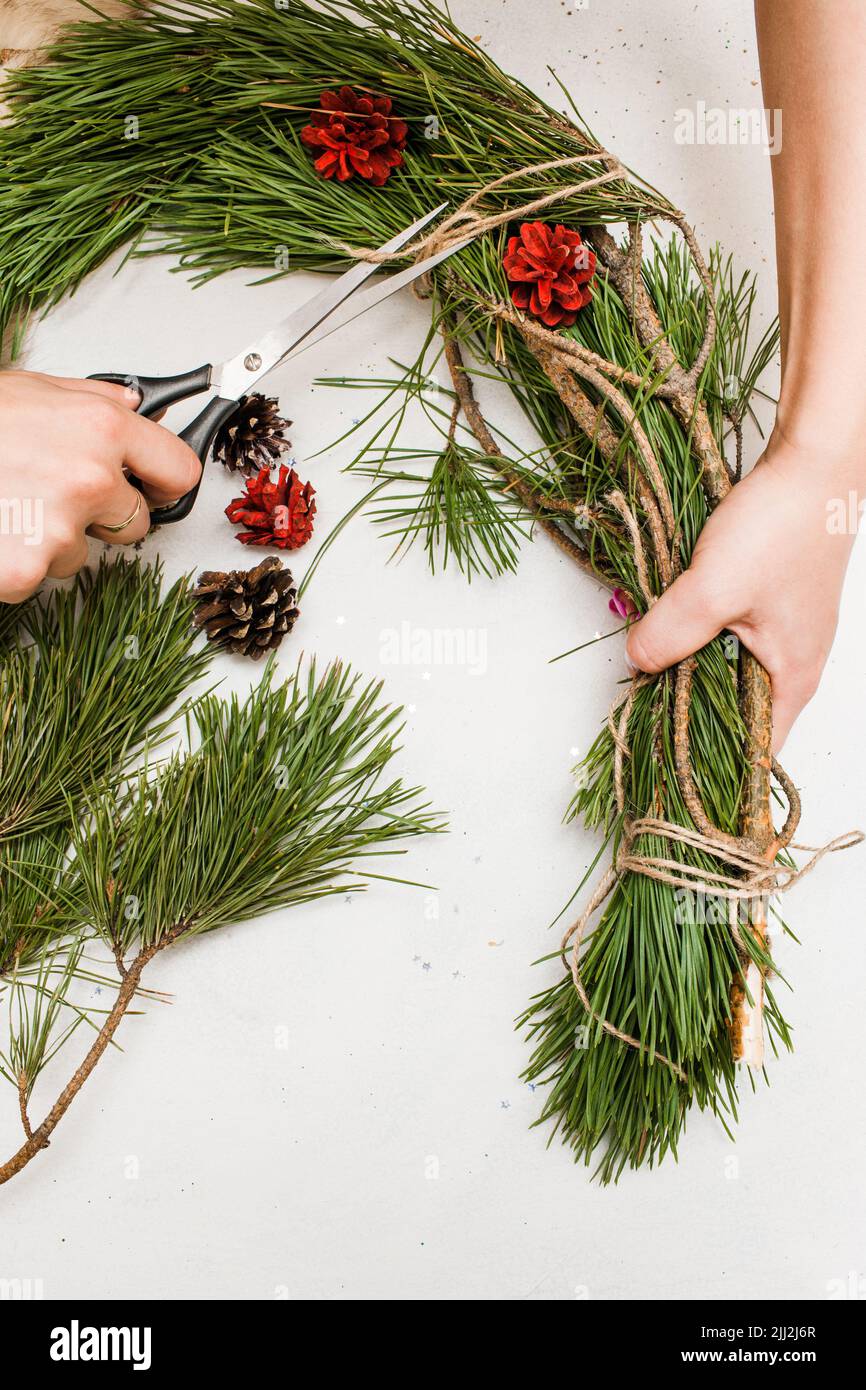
[92,206,458,524]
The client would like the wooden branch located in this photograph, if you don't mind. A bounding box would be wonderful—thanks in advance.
[0,938,167,1186]
[552,353,676,541]
[441,326,617,589]
[590,223,730,504]
[732,648,774,1064]
[480,294,680,397]
[526,340,672,590]
[590,222,776,1065]
[17,1071,34,1142]
[665,213,718,385]
[447,297,669,590]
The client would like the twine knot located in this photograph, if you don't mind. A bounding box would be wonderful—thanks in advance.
[565,672,863,1084]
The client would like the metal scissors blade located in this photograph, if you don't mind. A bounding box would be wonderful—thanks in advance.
[88,205,471,527]
[282,237,473,364]
[217,203,450,401]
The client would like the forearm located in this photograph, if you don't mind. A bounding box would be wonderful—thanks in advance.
[755,0,866,470]
[627,3,866,748]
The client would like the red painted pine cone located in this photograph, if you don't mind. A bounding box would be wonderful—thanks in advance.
[225,464,316,550]
[301,86,408,186]
[502,222,596,327]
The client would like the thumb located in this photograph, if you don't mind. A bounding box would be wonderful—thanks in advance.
[625,569,726,673]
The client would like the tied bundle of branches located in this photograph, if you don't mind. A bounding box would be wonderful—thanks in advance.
[0,560,440,1184]
[0,0,858,1178]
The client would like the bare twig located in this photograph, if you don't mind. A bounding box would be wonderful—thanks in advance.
[0,929,186,1186]
[525,341,672,589]
[480,293,680,398]
[441,325,616,588]
[17,1071,35,1142]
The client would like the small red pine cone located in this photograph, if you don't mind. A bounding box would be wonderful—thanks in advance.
[300,85,408,186]
[225,464,316,550]
[502,222,597,328]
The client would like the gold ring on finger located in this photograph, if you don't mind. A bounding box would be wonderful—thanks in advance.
[96,491,143,534]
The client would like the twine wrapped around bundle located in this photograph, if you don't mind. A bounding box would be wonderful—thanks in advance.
[349,150,864,1074]
[563,667,863,1083]
[561,491,862,1079]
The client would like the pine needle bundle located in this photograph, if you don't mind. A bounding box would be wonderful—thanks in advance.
[0,0,855,1178]
[0,561,441,1184]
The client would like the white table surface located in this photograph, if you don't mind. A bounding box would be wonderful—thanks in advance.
[3,0,865,1301]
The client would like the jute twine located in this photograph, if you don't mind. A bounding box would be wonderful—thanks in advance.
[335,151,630,288]
[566,670,863,1083]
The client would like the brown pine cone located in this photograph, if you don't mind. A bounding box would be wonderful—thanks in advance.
[192,556,300,659]
[211,393,291,474]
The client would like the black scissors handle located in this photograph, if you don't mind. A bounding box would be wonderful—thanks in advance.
[88,365,239,525]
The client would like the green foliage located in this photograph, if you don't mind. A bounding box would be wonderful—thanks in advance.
[0,559,209,843]
[1,935,88,1102]
[0,598,28,652]
[644,239,780,462]
[357,441,528,579]
[72,659,441,953]
[0,0,784,1178]
[0,559,211,1110]
[0,563,440,1172]
[521,647,790,1182]
[0,0,666,346]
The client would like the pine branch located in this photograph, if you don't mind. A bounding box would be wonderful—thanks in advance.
[0,645,442,1185]
[0,558,210,843]
[0,939,163,1185]
[360,444,528,579]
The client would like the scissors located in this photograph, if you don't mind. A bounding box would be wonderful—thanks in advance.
[89,204,467,525]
